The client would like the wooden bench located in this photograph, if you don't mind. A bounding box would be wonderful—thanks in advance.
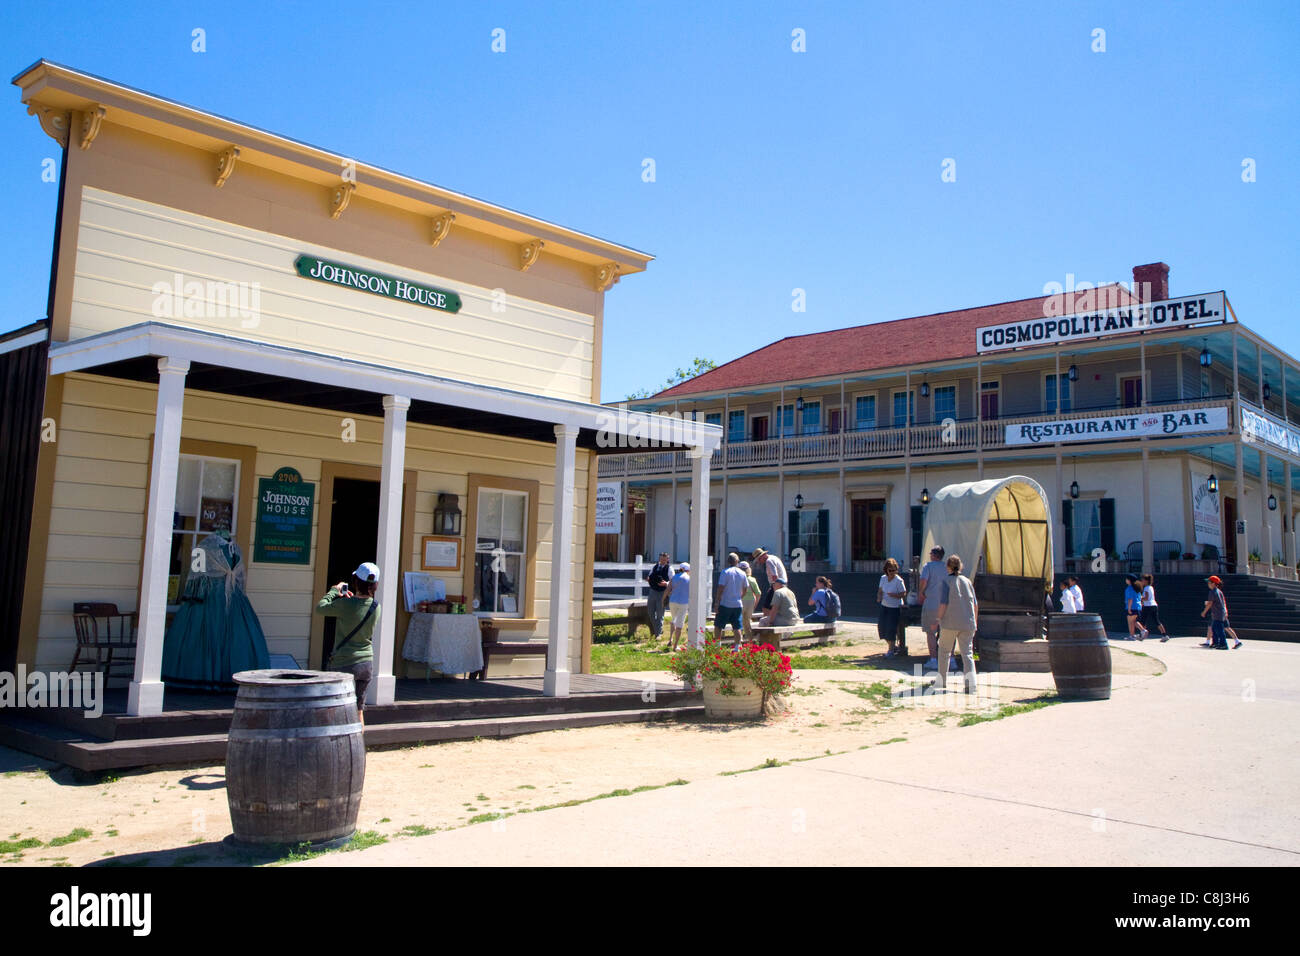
[749,622,841,651]
[591,603,649,639]
[472,620,549,680]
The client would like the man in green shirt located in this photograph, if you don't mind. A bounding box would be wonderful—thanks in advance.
[316,561,381,714]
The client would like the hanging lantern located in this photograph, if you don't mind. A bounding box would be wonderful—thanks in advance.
[920,487,930,506]
[433,493,462,535]
[1263,380,1272,402]
[1268,493,1278,511]
[1199,340,1213,368]
[1207,473,1219,494]
[794,493,804,510]
[920,380,930,398]
[795,395,804,412]
[1067,364,1078,382]
[1069,480,1080,499]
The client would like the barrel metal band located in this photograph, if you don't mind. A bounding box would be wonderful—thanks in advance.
[228,723,364,740]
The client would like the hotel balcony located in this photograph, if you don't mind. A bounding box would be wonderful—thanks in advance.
[597,396,1242,479]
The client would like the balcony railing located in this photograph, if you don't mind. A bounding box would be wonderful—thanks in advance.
[597,396,1237,479]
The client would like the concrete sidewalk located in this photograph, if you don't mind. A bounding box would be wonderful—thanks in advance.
[300,638,1300,866]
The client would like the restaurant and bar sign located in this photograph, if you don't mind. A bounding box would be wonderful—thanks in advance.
[1240,405,1300,457]
[1006,406,1230,446]
[977,291,1225,353]
[254,466,316,565]
[295,254,462,313]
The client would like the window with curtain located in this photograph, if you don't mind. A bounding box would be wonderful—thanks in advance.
[855,395,876,430]
[475,488,528,615]
[776,403,795,437]
[1061,498,1116,557]
[170,455,239,595]
[787,509,830,562]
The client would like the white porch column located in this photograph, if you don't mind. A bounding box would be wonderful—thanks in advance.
[545,424,579,697]
[1234,436,1248,574]
[129,358,190,717]
[371,395,409,706]
[1141,447,1153,573]
[687,446,712,648]
[1054,448,1065,569]
[1260,448,1273,573]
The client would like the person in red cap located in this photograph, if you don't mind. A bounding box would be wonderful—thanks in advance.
[1200,576,1243,649]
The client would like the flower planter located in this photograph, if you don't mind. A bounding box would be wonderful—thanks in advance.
[701,678,764,719]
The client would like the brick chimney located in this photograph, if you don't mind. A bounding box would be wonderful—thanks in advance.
[1132,262,1169,302]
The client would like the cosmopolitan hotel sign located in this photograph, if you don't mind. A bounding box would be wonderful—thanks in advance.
[977,292,1226,353]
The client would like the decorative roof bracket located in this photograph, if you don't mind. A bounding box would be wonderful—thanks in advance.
[27,104,70,147]
[430,211,455,249]
[215,146,240,188]
[519,238,545,272]
[78,105,106,150]
[329,181,355,220]
[595,262,621,292]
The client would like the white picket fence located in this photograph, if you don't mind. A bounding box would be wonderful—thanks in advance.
[593,555,715,613]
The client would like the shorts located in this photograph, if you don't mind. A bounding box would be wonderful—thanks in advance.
[921,606,941,631]
[1139,606,1162,631]
[715,605,743,633]
[332,661,373,713]
[669,602,688,626]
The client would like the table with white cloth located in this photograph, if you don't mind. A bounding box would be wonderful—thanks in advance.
[402,612,484,678]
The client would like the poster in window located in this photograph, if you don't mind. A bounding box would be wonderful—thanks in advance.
[253,466,315,564]
[199,496,233,533]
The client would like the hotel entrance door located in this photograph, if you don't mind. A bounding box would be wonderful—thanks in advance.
[850,498,886,566]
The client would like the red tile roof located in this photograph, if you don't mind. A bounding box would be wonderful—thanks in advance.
[652,285,1139,399]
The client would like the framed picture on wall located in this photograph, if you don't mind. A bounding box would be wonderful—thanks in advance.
[420,535,461,571]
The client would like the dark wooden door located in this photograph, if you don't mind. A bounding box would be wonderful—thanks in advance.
[751,415,768,441]
[1223,496,1237,568]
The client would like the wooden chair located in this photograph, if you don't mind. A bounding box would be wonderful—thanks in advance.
[71,602,138,683]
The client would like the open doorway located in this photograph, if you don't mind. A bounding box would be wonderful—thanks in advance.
[320,477,380,667]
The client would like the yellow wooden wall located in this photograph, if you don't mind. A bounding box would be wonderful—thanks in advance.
[35,373,590,677]
[68,187,596,403]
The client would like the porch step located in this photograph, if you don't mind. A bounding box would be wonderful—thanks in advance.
[1,705,705,773]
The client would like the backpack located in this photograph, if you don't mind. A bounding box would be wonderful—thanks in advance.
[824,589,842,620]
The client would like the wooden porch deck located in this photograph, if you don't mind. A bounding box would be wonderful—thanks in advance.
[0,674,701,772]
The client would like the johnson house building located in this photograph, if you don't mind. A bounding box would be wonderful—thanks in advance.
[0,61,721,718]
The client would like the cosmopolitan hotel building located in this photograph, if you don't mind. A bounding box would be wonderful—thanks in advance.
[0,61,720,715]
[601,263,1300,583]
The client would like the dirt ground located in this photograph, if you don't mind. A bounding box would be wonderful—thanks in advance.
[0,636,1163,867]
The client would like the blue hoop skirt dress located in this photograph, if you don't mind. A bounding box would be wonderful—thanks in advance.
[161,535,270,691]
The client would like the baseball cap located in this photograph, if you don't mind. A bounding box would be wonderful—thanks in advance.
[1206,575,1222,585]
[353,562,380,583]
[679,562,690,571]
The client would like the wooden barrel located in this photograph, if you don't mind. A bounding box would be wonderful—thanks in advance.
[1046,613,1112,700]
[226,670,366,847]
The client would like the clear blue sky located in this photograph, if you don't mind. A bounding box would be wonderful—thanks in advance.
[2,1,1297,401]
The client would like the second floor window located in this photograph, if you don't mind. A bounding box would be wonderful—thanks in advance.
[980,380,1000,420]
[727,410,745,443]
[705,412,722,429]
[932,385,956,423]
[776,403,795,437]
[1045,373,1072,413]
[801,401,821,435]
[893,390,915,427]
[855,395,876,430]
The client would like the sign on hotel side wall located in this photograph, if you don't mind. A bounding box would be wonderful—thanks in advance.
[595,482,623,534]
[254,466,316,564]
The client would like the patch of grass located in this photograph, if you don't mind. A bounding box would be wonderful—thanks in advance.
[104,829,119,838]
[957,694,1061,727]
[170,854,202,867]
[833,681,897,707]
[721,757,787,776]
[101,850,115,857]
[378,817,391,823]
[280,829,388,864]
[786,685,824,697]
[811,722,827,728]
[786,653,873,670]
[99,772,122,784]
[186,837,202,845]
[515,784,536,790]
[46,828,92,848]
[926,711,959,725]
[398,824,438,838]
[475,793,489,801]
[876,737,908,745]
[590,638,667,673]
[468,812,504,825]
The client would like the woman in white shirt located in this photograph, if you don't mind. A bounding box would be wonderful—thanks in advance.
[877,558,909,658]
[1057,579,1078,613]
[1139,573,1169,642]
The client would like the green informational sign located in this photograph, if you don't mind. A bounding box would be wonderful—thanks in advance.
[254,466,316,565]
[294,254,462,313]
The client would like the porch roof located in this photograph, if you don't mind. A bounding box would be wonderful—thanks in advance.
[46,321,722,453]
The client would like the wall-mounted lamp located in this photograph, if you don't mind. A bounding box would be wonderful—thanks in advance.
[434,493,462,535]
